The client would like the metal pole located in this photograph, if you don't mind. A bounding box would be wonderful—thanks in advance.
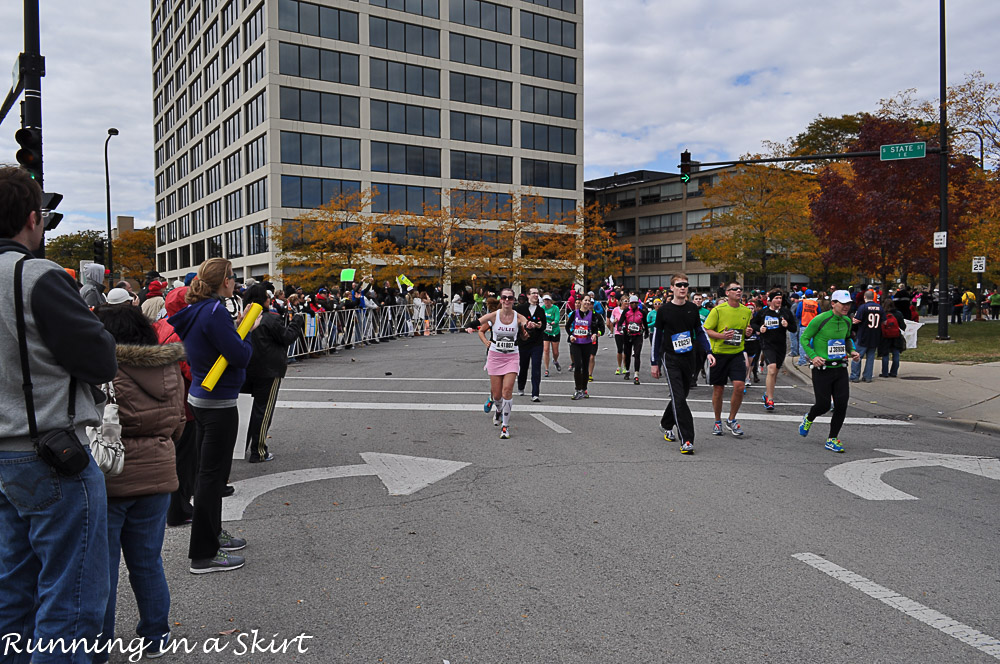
[955,129,986,319]
[104,128,118,283]
[936,0,950,340]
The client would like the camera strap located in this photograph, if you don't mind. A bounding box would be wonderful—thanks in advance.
[14,255,76,442]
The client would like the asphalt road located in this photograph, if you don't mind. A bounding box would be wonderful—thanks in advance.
[109,333,1000,663]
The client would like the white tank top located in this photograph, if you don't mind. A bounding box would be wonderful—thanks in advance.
[489,312,519,354]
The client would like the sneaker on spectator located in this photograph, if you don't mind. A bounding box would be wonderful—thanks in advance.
[190,550,245,574]
[218,529,246,551]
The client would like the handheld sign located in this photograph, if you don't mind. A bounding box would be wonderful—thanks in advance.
[201,302,263,391]
[340,268,356,282]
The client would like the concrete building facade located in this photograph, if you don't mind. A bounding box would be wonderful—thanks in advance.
[150,0,584,286]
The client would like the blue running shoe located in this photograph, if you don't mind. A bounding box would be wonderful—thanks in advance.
[724,419,744,437]
[799,414,812,437]
[825,438,844,453]
[712,421,723,436]
[483,397,494,413]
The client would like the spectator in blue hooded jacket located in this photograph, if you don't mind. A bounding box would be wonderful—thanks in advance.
[168,258,256,574]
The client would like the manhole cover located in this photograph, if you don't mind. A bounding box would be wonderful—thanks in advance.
[898,376,941,381]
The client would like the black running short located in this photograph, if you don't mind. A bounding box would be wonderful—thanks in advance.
[762,344,786,369]
[545,333,561,343]
[709,351,748,386]
[615,334,625,353]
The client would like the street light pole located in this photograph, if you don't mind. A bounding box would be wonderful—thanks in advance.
[104,127,118,284]
[936,0,950,340]
[955,128,986,320]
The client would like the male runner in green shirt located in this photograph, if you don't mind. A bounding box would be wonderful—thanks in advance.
[702,281,753,437]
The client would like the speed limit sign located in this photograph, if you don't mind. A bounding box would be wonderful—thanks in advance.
[972,256,986,273]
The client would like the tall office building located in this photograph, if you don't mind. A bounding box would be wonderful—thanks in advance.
[150,0,584,287]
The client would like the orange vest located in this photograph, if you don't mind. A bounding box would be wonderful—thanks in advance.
[801,299,820,326]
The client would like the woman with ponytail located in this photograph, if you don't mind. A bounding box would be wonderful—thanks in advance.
[167,258,259,574]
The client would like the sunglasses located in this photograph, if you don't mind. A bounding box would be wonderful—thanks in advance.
[499,295,514,301]
[727,287,743,292]
[227,274,236,281]
[673,282,690,288]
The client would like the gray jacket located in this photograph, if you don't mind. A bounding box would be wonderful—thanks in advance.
[79,262,106,308]
[0,242,117,451]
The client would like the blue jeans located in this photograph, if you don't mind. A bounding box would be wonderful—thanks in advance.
[797,328,809,365]
[850,344,877,381]
[788,327,800,357]
[881,349,901,377]
[102,493,171,655]
[0,452,109,664]
[963,304,973,322]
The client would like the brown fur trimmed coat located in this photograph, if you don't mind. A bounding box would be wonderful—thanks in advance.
[104,342,186,499]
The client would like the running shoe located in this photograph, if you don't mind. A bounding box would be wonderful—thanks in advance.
[554,360,561,372]
[517,390,525,397]
[493,410,502,426]
[588,375,594,382]
[583,391,590,398]
[218,529,246,551]
[531,396,540,402]
[825,438,844,453]
[762,393,768,407]
[622,371,630,380]
[544,370,550,377]
[634,376,640,385]
[765,399,774,411]
[679,441,694,454]
[190,550,245,574]
[659,424,676,443]
[500,426,510,439]
[615,368,622,375]
[483,397,494,413]
[571,391,584,400]
[724,419,744,437]
[712,421,723,436]
[799,414,812,437]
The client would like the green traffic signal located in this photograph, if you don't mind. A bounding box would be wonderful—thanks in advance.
[681,174,690,183]
[14,127,43,183]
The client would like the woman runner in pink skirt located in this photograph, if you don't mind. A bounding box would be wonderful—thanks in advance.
[478,287,542,439]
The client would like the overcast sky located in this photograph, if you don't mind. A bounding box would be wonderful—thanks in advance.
[1,0,997,237]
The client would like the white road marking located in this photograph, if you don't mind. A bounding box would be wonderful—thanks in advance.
[222,453,470,522]
[280,387,813,406]
[275,400,911,426]
[531,413,571,434]
[284,376,800,389]
[824,449,1000,500]
[793,552,1000,660]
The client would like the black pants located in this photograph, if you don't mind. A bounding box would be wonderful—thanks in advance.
[517,343,544,397]
[188,405,239,560]
[243,375,282,460]
[167,419,197,526]
[807,367,850,439]
[991,305,1000,320]
[622,335,644,372]
[660,356,696,443]
[570,343,595,390]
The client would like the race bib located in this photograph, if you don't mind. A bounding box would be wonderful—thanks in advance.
[495,338,516,352]
[573,325,589,337]
[545,322,554,333]
[671,331,693,353]
[827,339,846,359]
[723,330,743,346]
[764,316,780,330]
[627,322,640,334]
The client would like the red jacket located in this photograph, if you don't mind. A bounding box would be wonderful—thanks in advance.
[153,287,193,421]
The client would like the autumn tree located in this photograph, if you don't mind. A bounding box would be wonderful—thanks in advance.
[686,161,819,286]
[811,115,983,288]
[114,227,157,281]
[45,230,105,270]
[576,200,624,290]
[273,187,400,291]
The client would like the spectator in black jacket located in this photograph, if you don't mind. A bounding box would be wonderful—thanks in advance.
[241,285,304,462]
[514,286,547,400]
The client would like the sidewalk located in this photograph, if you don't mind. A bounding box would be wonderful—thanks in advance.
[786,358,1000,436]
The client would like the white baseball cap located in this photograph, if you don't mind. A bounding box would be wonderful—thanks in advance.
[831,290,852,304]
[629,294,640,303]
[106,288,132,305]
[542,294,552,301]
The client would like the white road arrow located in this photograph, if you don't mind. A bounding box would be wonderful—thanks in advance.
[824,448,1000,500]
[222,453,470,522]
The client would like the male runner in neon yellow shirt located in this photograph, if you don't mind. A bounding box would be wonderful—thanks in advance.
[702,281,753,436]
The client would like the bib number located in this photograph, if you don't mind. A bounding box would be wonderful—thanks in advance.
[495,338,516,352]
[671,331,693,353]
[827,339,846,359]
[573,325,589,337]
[724,330,743,346]
[627,322,640,334]
[545,322,554,334]
[764,316,780,330]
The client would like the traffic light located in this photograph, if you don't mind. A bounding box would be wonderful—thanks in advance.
[679,150,692,183]
[15,127,43,183]
[41,192,63,231]
[93,240,105,265]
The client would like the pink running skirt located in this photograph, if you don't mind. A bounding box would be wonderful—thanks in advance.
[486,350,520,376]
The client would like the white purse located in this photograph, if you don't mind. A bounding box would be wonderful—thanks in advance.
[87,381,125,476]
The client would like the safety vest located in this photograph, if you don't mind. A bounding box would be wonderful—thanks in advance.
[801,299,820,326]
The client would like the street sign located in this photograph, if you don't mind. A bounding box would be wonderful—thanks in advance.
[880,141,926,161]
[825,449,1000,500]
[972,256,986,273]
[933,231,947,248]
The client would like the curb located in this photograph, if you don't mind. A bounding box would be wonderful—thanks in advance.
[924,417,1000,436]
